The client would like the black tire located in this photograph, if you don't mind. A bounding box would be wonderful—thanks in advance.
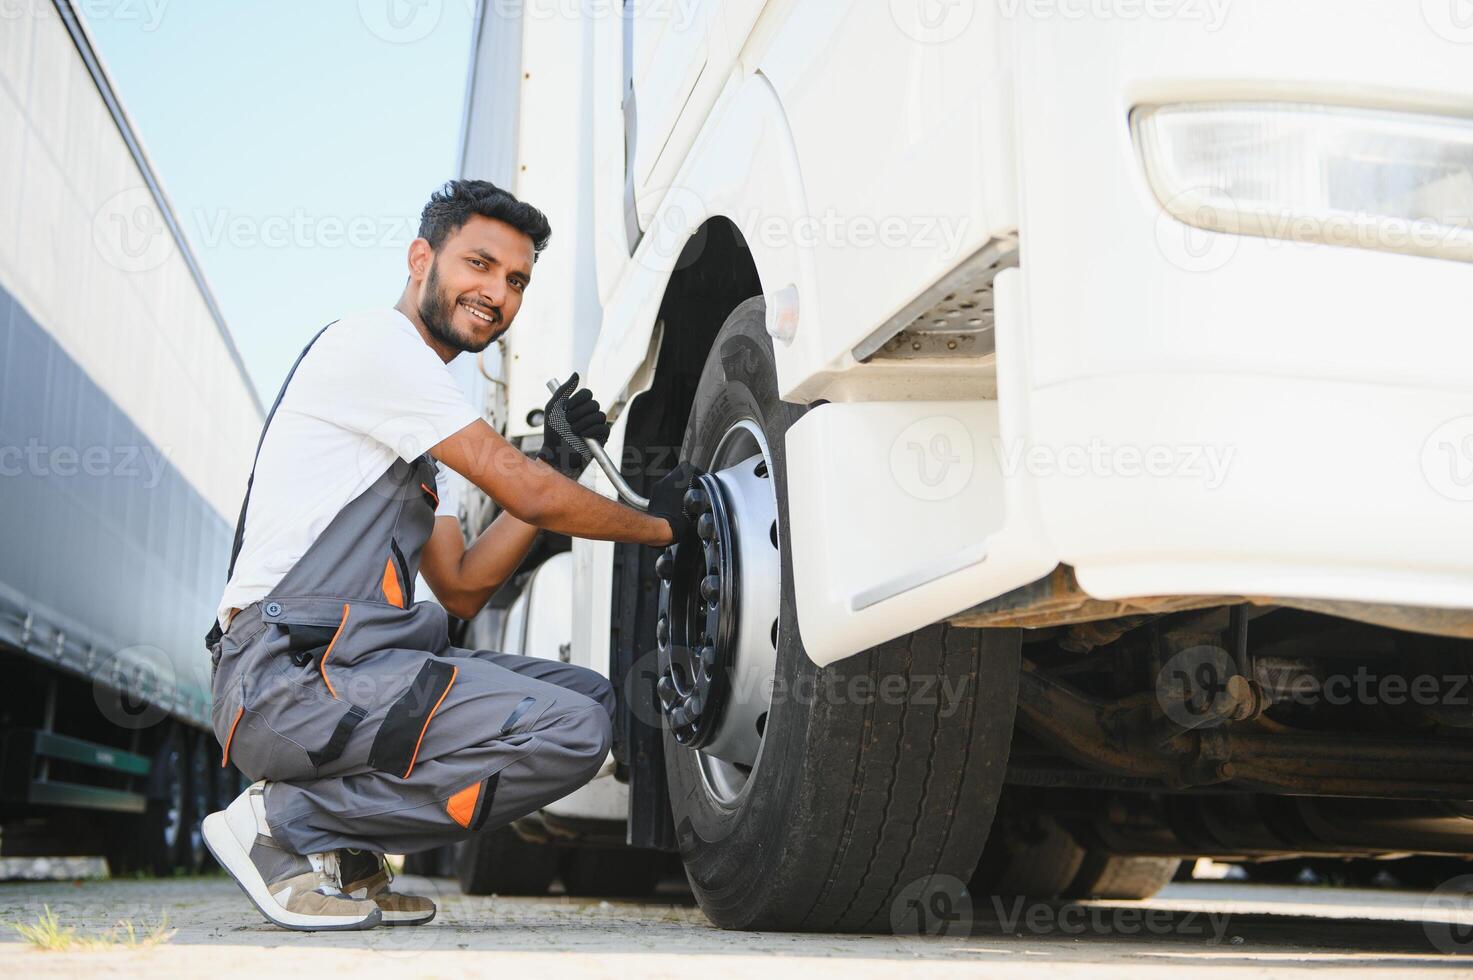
[107,726,188,877]
[1065,854,1181,901]
[181,730,211,873]
[560,847,663,898]
[665,297,1021,932]
[403,844,458,878]
[456,826,560,896]
[969,802,1086,900]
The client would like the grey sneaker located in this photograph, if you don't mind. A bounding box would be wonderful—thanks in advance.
[203,781,381,931]
[340,849,437,926]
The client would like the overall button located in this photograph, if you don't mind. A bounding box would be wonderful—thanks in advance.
[265,601,282,617]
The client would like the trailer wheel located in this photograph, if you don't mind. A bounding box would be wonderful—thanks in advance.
[456,826,559,896]
[106,726,188,877]
[181,730,211,872]
[560,847,663,898]
[658,298,1020,931]
[969,803,1086,900]
[1065,854,1181,900]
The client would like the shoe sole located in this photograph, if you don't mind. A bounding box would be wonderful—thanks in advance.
[380,907,437,927]
[203,812,381,932]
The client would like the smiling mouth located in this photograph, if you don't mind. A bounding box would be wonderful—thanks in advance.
[459,301,498,326]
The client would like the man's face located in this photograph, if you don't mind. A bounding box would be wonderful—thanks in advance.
[416,215,535,354]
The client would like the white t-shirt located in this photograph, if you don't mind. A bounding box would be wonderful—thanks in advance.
[216,309,480,624]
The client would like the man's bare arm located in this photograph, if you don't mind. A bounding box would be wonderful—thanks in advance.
[430,418,673,547]
[419,513,539,620]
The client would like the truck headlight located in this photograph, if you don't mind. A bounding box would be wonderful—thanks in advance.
[1133,102,1473,263]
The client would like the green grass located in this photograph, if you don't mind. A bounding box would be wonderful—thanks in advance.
[13,905,175,952]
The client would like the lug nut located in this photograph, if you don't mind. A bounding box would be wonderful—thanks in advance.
[656,674,675,706]
[655,550,674,580]
[700,644,717,668]
[700,575,720,602]
[656,615,669,645]
[688,694,704,716]
[683,487,708,516]
[697,513,715,540]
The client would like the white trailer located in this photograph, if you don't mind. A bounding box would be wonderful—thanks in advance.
[450,1,1473,929]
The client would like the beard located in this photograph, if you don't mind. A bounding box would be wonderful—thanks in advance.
[418,258,502,354]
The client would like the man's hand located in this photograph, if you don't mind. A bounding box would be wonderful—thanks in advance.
[537,373,610,478]
[647,462,705,548]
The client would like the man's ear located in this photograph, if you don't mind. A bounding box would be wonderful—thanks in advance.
[406,237,433,281]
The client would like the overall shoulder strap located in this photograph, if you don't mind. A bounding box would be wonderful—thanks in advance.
[205,321,336,648]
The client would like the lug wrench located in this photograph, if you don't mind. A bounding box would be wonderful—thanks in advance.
[546,377,650,511]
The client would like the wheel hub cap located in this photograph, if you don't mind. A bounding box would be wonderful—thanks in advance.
[655,428,781,770]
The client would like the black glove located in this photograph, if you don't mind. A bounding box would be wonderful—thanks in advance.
[537,373,610,478]
[647,461,705,548]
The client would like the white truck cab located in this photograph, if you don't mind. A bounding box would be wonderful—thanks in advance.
[446,0,1473,930]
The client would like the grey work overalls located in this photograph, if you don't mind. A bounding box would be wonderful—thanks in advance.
[205,323,613,856]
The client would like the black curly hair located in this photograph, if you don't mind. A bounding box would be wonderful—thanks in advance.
[417,179,552,261]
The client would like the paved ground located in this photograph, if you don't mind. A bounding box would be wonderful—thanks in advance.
[2,876,1473,977]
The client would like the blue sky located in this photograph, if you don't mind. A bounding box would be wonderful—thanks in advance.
[85,0,480,403]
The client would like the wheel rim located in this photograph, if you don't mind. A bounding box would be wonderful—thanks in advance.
[162,744,184,853]
[656,419,781,808]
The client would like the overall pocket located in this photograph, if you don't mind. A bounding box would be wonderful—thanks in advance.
[221,661,367,782]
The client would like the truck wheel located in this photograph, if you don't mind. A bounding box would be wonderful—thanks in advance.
[456,826,559,896]
[969,803,1086,899]
[181,730,211,872]
[560,847,663,898]
[656,298,1020,931]
[1065,854,1182,900]
[108,726,188,877]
